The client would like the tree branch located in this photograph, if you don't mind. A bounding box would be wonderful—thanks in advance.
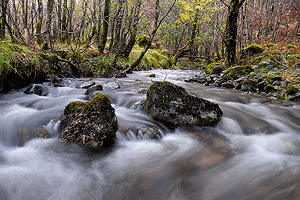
[219,0,229,7]
[237,0,247,10]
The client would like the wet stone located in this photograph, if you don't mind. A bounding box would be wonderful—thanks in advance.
[143,81,223,127]
[126,125,162,139]
[288,86,299,95]
[79,81,95,89]
[235,76,248,83]
[136,88,148,94]
[211,65,224,75]
[104,81,120,89]
[221,82,234,88]
[185,76,206,83]
[24,84,49,96]
[60,93,118,148]
[85,84,103,95]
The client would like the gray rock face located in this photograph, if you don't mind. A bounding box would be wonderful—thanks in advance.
[24,84,49,96]
[143,81,223,127]
[211,65,225,75]
[60,93,118,147]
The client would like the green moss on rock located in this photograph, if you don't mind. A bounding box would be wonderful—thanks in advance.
[84,93,111,111]
[224,65,254,77]
[205,62,223,74]
[265,84,275,93]
[64,101,85,115]
[244,44,265,55]
[60,93,117,148]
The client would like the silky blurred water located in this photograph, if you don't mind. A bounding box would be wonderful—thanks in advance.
[0,70,300,200]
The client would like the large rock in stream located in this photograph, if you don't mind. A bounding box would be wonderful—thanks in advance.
[60,93,118,147]
[143,81,223,127]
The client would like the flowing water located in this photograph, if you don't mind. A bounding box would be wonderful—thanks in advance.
[0,70,300,200]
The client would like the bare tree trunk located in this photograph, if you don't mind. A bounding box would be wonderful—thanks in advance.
[36,0,44,44]
[248,0,256,43]
[240,1,248,49]
[257,0,266,42]
[294,20,300,43]
[272,2,285,43]
[221,0,246,66]
[121,0,142,58]
[113,0,126,47]
[98,0,110,52]
[0,0,7,39]
[44,0,55,50]
[61,0,68,42]
[266,0,275,42]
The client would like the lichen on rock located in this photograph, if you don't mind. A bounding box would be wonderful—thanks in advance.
[143,81,223,127]
[60,93,118,148]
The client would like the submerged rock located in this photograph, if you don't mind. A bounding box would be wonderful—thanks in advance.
[24,84,49,96]
[60,93,118,147]
[85,84,103,95]
[126,125,163,139]
[143,81,223,127]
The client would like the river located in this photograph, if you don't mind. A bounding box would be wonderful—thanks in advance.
[0,70,300,200]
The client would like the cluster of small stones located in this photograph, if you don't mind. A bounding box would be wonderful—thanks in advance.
[185,60,300,101]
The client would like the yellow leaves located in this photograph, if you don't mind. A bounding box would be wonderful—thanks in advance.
[177,0,223,24]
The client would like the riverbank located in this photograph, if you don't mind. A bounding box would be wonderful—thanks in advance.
[1,41,299,102]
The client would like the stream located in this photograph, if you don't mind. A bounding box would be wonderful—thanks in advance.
[0,69,300,200]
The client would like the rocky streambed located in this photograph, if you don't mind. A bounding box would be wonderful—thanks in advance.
[1,69,300,200]
[185,60,300,101]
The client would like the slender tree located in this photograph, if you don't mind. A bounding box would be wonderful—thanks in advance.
[98,0,110,52]
[220,0,246,66]
[44,0,55,50]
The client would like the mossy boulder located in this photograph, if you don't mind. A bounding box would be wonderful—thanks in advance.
[265,85,275,93]
[223,65,254,79]
[243,44,265,57]
[143,81,223,127]
[205,62,223,74]
[60,93,118,148]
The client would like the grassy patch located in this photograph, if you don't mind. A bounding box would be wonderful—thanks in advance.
[0,41,44,89]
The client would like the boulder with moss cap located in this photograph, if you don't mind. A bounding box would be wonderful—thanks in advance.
[143,81,223,127]
[60,93,118,147]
